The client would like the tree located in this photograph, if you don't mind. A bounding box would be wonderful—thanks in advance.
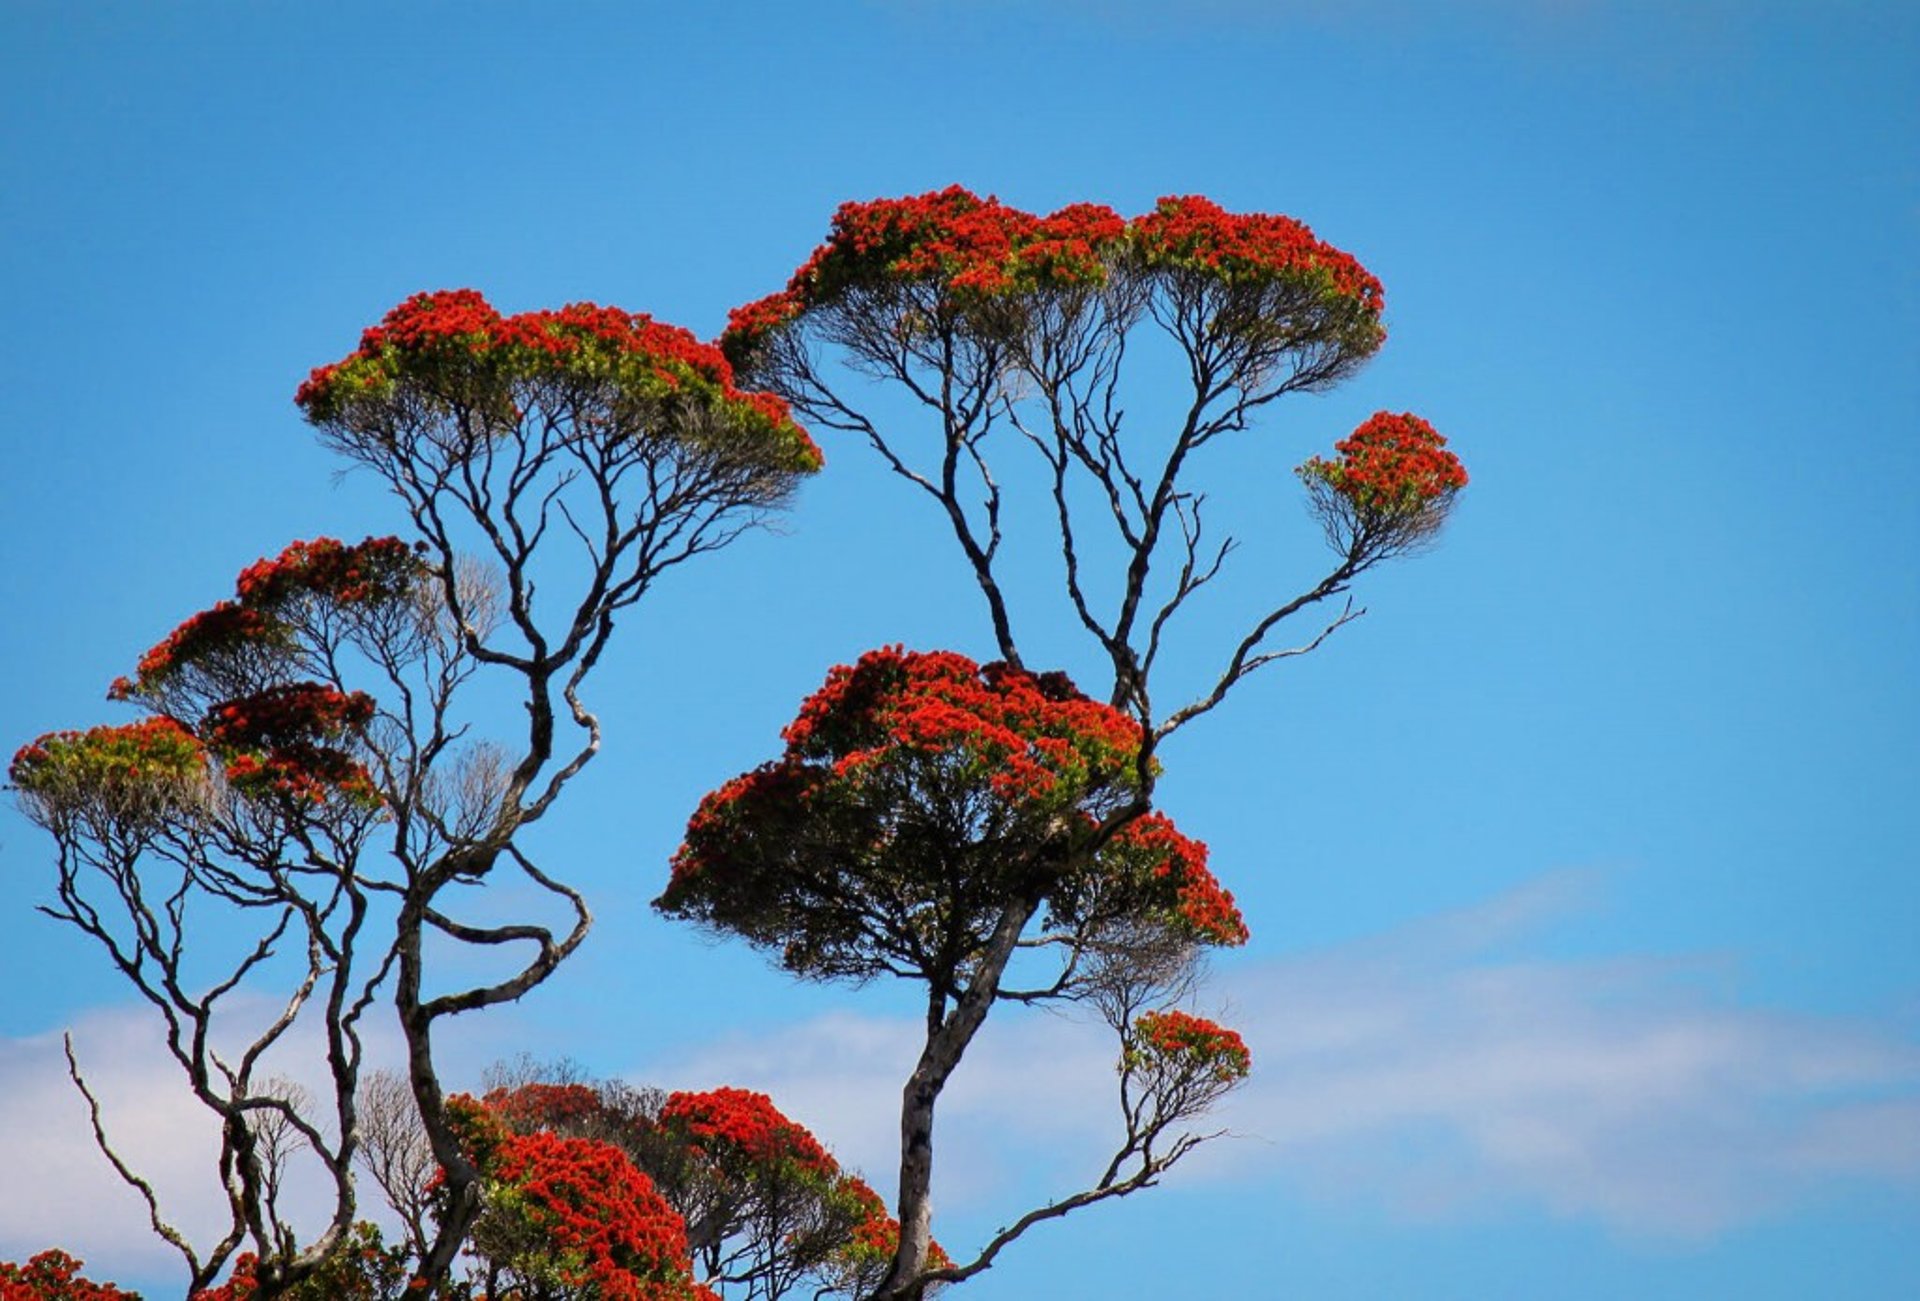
[9,291,820,1296]
[9,189,1463,1301]
[666,187,1465,1298]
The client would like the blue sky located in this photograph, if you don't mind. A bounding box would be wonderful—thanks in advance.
[2,2,1916,1296]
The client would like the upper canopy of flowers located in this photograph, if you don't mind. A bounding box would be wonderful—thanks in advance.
[43,537,422,814]
[1130,1008,1252,1083]
[296,289,821,475]
[112,536,423,706]
[720,186,1386,370]
[10,716,211,830]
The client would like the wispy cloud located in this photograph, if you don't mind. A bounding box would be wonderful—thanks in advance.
[7,872,1914,1282]
[1214,873,1920,1235]
[0,1001,505,1283]
[636,870,1920,1239]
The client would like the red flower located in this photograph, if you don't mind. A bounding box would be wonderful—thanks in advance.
[0,1251,141,1301]
[718,187,1384,368]
[295,290,822,474]
[660,1086,836,1177]
[1132,1009,1252,1082]
[1297,411,1467,551]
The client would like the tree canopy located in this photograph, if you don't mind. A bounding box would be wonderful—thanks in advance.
[7,191,1461,1301]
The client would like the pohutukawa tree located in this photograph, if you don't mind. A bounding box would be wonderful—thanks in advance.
[8,189,1463,1301]
[333,1066,933,1300]
[671,187,1466,1298]
[9,291,821,1296]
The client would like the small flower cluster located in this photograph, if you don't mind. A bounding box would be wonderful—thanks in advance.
[484,1081,610,1134]
[10,717,209,823]
[1131,1009,1252,1083]
[780,647,1144,804]
[720,187,1384,364]
[659,1086,836,1177]
[116,537,419,700]
[234,535,418,609]
[483,1130,712,1301]
[208,682,378,806]
[836,1176,953,1273]
[203,683,374,753]
[1131,194,1384,311]
[1114,813,1249,947]
[11,717,204,790]
[115,603,283,699]
[0,1250,142,1301]
[1297,411,1467,519]
[296,289,821,474]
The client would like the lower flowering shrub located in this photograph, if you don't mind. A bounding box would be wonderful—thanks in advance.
[450,1095,716,1301]
[444,1078,932,1301]
[0,1252,141,1301]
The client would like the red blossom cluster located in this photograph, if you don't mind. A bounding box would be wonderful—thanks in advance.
[203,683,374,752]
[295,289,821,472]
[659,1086,836,1177]
[1132,194,1384,310]
[661,647,1248,992]
[10,717,209,822]
[1115,813,1249,947]
[1133,1009,1252,1082]
[116,603,282,698]
[442,1092,715,1301]
[720,186,1384,363]
[484,1130,713,1301]
[483,1081,611,1134]
[1298,411,1467,520]
[234,535,418,609]
[837,1176,953,1274]
[11,716,205,789]
[666,648,1151,911]
[88,538,421,808]
[185,1254,268,1301]
[475,1083,929,1295]
[0,1251,141,1301]
[116,537,418,699]
[779,647,1143,802]
[722,187,1125,356]
[203,685,377,805]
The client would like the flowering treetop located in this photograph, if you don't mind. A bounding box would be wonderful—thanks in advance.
[471,1079,940,1300]
[659,1086,837,1178]
[657,647,1246,992]
[112,536,423,706]
[720,186,1385,370]
[297,290,821,475]
[16,536,432,818]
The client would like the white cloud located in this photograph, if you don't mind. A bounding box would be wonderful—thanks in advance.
[0,999,506,1284]
[631,870,1920,1240]
[8,871,1915,1283]
[1212,873,1920,1236]
[0,1008,228,1278]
